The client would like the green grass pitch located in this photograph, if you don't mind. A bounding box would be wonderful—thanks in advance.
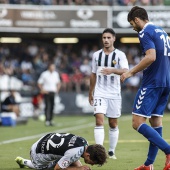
[0,113,170,170]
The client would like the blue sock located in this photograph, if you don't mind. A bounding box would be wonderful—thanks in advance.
[144,126,162,166]
[138,124,170,155]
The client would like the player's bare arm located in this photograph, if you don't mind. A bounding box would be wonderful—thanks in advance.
[120,48,156,82]
[101,68,128,75]
[71,160,82,167]
[56,82,61,93]
[89,73,96,105]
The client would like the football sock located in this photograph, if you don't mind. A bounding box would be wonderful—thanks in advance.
[109,126,119,153]
[94,126,104,145]
[138,124,170,155]
[23,159,35,169]
[144,126,162,166]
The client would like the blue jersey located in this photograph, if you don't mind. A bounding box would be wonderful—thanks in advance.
[138,22,170,88]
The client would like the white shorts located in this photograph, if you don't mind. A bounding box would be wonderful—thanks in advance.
[93,97,121,118]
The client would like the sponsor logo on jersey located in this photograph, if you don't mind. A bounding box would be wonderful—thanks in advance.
[68,135,77,147]
[139,33,144,38]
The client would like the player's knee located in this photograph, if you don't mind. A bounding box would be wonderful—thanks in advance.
[109,122,117,128]
[96,121,104,126]
[96,118,104,126]
[132,121,138,130]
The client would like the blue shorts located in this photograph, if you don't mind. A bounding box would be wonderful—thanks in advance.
[132,87,170,118]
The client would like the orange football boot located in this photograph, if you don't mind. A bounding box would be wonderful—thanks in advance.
[163,154,170,170]
[134,164,154,170]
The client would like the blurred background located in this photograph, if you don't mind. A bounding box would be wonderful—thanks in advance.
[0,0,170,123]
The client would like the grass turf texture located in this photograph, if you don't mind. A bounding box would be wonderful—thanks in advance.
[0,113,170,170]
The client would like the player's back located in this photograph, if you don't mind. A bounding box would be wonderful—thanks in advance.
[139,23,170,88]
[36,133,88,155]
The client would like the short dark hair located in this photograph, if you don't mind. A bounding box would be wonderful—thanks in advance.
[86,144,107,166]
[48,62,55,68]
[127,6,149,22]
[102,28,116,36]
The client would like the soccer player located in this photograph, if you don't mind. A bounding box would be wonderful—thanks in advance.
[15,132,107,170]
[89,28,129,159]
[120,6,170,170]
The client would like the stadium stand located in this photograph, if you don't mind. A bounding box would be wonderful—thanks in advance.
[0,0,166,5]
[0,1,169,118]
[0,41,142,94]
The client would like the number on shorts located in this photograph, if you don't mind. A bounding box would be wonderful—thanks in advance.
[94,99,102,106]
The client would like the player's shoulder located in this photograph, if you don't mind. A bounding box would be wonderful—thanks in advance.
[93,49,102,57]
[40,70,48,76]
[143,23,160,34]
[115,49,126,57]
[44,69,50,74]
[76,136,88,146]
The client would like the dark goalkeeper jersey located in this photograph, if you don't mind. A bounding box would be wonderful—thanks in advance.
[36,133,88,155]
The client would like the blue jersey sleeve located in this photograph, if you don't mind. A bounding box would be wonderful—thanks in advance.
[139,31,155,54]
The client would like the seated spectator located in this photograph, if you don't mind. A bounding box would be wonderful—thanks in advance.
[140,0,150,5]
[32,93,44,119]
[60,73,72,91]
[59,54,73,91]
[125,53,141,92]
[20,58,33,72]
[71,67,83,93]
[1,90,20,117]
[80,58,91,91]
[21,69,35,86]
[151,0,163,5]
[80,58,91,76]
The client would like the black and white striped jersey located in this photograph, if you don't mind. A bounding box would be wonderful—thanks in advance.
[92,49,129,99]
[35,133,88,168]
[36,133,88,155]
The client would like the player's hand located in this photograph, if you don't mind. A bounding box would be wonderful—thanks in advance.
[41,90,49,94]
[101,68,114,75]
[120,71,133,82]
[88,93,93,106]
[79,165,91,170]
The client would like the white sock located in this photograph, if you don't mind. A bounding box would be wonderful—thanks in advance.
[94,126,104,145]
[109,127,119,153]
[23,159,36,169]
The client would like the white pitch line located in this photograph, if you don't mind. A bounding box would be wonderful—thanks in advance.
[0,115,137,146]
[0,122,94,145]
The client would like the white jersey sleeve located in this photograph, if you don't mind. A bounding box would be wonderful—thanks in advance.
[118,50,129,69]
[57,146,84,169]
[37,71,45,85]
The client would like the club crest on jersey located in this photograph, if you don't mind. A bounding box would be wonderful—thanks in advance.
[62,160,69,167]
[112,60,116,65]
